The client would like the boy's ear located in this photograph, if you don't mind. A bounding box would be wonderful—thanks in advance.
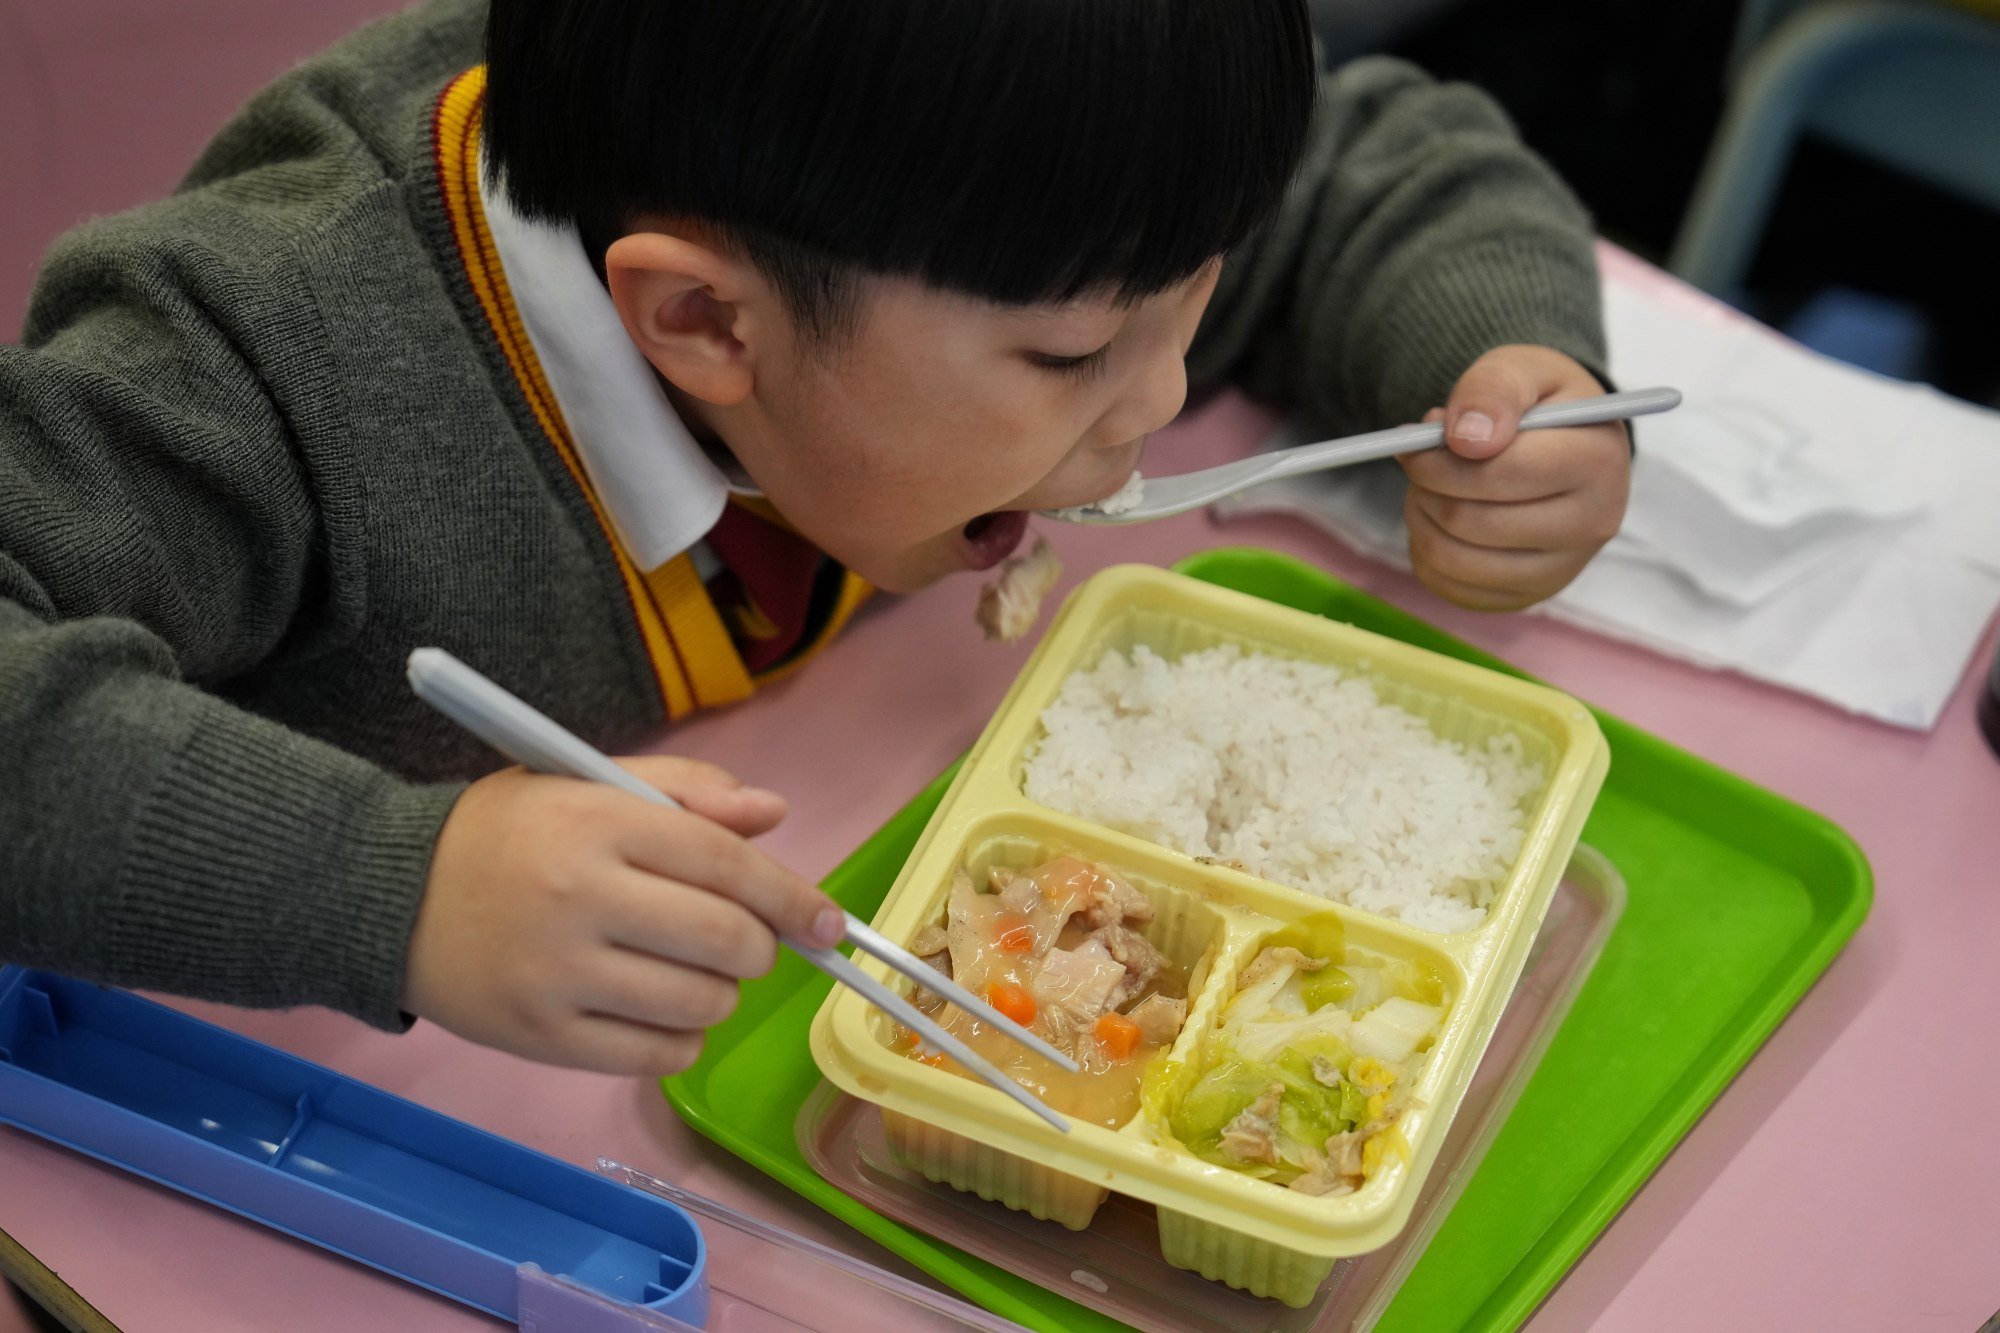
[604,232,762,407]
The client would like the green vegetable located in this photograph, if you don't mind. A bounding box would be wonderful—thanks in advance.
[1276,1083,1345,1155]
[1149,914,1445,1186]
[1273,1033,1352,1080]
[1269,1048,1363,1160]
[1299,967,1355,1010]
[1264,912,1345,963]
[1338,1079,1371,1126]
[1167,1057,1270,1149]
[1170,1044,1366,1171]
[1387,956,1448,1006]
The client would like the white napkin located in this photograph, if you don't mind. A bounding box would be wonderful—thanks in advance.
[1215,243,2000,730]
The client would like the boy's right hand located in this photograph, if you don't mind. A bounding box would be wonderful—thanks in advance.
[402,757,844,1076]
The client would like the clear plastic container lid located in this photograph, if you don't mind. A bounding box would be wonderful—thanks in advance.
[565,1163,1031,1332]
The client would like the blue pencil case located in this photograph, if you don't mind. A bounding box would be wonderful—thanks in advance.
[0,967,1024,1331]
[0,966,711,1325]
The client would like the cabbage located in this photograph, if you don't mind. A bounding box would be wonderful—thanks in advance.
[1388,957,1448,1006]
[1227,960,1296,1025]
[1150,915,1445,1188]
[1299,967,1355,1011]
[1166,1057,1271,1150]
[1163,1030,1376,1172]
[1263,912,1345,963]
[1349,997,1444,1063]
[1224,1004,1353,1063]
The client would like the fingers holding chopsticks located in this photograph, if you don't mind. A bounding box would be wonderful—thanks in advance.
[404,649,1068,1124]
[614,754,792,836]
[401,760,842,1077]
[606,765,846,950]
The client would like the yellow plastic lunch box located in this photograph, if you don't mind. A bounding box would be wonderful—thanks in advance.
[808,563,1610,1306]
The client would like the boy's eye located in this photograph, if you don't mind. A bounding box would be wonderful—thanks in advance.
[1027,346,1111,380]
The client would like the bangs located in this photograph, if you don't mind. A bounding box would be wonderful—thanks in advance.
[488,0,1318,307]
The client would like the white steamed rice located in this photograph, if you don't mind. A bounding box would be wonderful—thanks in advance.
[1020,644,1543,933]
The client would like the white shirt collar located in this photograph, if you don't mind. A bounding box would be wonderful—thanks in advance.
[478,157,729,572]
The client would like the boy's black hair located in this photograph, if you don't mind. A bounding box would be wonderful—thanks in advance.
[484,0,1316,340]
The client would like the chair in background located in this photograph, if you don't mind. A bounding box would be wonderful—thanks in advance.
[1669,0,2000,299]
[1308,0,1473,64]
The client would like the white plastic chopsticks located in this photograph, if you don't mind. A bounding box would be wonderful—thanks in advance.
[405,648,1075,1131]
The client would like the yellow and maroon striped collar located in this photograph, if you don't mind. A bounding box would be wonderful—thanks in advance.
[431,66,873,718]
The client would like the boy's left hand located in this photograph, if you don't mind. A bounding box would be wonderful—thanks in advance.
[1398,344,1631,611]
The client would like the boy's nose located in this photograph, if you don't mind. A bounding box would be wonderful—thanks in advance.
[1094,349,1188,450]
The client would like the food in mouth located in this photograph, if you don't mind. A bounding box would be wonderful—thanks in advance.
[1044,470,1144,520]
[1095,471,1145,514]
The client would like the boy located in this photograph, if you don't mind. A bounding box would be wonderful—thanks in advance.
[0,0,1625,1077]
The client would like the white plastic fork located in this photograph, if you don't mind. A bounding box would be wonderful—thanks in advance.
[405,648,1077,1132]
[1044,386,1682,525]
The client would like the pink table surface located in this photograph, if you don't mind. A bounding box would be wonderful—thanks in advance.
[3,389,1997,1332]
[8,4,1999,1329]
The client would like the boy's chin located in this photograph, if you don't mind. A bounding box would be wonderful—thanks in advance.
[849,535,999,595]
[865,559,958,596]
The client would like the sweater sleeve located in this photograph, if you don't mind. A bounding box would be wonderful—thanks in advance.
[1188,56,1608,435]
[0,215,461,1030]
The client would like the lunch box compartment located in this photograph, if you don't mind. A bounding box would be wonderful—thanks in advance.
[1141,917,1465,1306]
[996,573,1584,941]
[877,819,1231,1229]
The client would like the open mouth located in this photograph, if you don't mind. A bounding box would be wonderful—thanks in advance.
[958,510,1031,571]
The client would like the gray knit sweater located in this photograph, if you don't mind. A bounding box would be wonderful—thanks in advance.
[0,0,1604,1030]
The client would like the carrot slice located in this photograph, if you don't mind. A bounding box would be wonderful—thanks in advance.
[986,981,1037,1028]
[994,917,1035,953]
[1094,1012,1142,1060]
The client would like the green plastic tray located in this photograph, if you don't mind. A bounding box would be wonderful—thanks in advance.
[663,548,1872,1332]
